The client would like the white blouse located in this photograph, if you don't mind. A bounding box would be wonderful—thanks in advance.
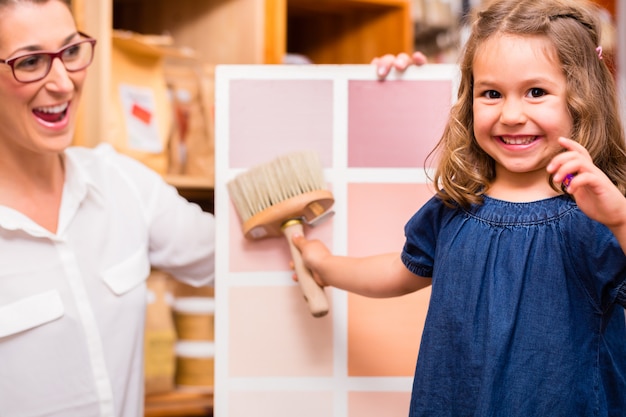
[0,144,215,417]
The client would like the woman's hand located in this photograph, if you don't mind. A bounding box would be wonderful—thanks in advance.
[371,51,428,80]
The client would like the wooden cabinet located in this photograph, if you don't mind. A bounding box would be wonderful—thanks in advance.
[72,0,412,148]
[284,0,413,64]
[110,0,413,65]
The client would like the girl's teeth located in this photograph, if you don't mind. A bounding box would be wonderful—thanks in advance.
[501,136,535,145]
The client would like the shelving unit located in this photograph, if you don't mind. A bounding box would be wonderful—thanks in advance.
[110,0,412,65]
[72,0,412,145]
[144,387,213,417]
[70,1,412,416]
[286,0,412,64]
[166,175,215,214]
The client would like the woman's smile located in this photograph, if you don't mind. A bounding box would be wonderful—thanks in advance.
[33,101,69,124]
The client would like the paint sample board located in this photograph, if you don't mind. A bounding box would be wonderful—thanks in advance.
[214,64,459,417]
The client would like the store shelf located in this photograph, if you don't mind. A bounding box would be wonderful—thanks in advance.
[145,390,213,417]
[164,174,213,191]
[110,0,413,64]
[164,175,214,213]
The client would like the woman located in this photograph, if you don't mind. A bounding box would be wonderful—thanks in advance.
[0,1,215,416]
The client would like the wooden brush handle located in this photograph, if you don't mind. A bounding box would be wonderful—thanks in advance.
[282,220,329,318]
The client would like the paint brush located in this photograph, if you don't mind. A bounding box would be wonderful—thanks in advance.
[227,151,334,317]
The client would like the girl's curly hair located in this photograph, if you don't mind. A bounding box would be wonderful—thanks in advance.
[428,0,626,208]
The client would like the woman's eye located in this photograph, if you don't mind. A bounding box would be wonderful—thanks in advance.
[14,54,45,71]
[63,44,81,60]
[528,88,546,98]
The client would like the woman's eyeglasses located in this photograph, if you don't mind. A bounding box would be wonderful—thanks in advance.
[0,32,96,83]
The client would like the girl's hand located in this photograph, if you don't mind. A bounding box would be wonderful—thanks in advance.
[547,137,626,229]
[371,51,428,80]
[290,234,330,287]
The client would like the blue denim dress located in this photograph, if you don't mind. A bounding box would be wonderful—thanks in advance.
[401,194,626,417]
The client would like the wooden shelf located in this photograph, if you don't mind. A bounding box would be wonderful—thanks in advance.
[164,175,214,213]
[286,0,413,63]
[109,0,412,64]
[145,390,213,417]
[73,0,412,144]
[164,174,214,191]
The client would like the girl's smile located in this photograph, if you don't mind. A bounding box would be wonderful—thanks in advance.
[498,135,538,146]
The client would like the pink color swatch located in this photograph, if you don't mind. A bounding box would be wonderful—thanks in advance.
[230,391,334,416]
[228,286,334,377]
[347,183,435,256]
[348,392,412,417]
[228,79,334,168]
[348,80,451,168]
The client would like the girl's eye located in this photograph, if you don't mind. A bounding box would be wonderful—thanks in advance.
[484,90,501,99]
[528,88,546,98]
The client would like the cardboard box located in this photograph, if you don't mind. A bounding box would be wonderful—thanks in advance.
[144,270,177,395]
[164,59,215,185]
[108,30,173,175]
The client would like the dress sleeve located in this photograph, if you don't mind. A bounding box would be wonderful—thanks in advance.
[400,195,446,278]
[104,148,215,287]
[563,210,626,309]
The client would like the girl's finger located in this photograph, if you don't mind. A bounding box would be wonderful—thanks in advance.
[557,137,593,159]
[551,159,581,182]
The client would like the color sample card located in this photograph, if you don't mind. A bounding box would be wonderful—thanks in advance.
[214,64,458,417]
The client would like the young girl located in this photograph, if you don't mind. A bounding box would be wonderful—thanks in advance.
[293,0,626,415]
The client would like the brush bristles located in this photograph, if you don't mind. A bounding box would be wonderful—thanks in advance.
[228,151,327,222]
